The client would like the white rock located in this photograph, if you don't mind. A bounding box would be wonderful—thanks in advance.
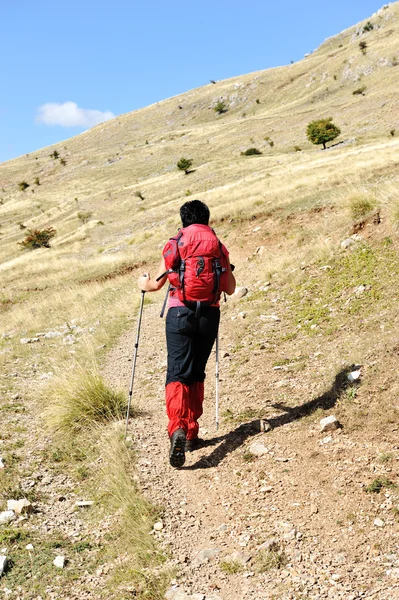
[249,442,269,456]
[341,238,355,249]
[193,548,220,565]
[347,370,361,382]
[224,550,251,565]
[25,544,34,551]
[53,555,65,568]
[0,458,5,469]
[258,538,279,551]
[234,287,248,299]
[0,555,7,576]
[43,331,62,339]
[153,521,163,531]
[7,499,33,515]
[259,419,272,432]
[20,337,40,344]
[75,501,94,507]
[259,314,280,322]
[260,486,273,493]
[238,312,247,319]
[253,226,261,232]
[374,518,384,527]
[320,415,341,432]
[0,511,15,525]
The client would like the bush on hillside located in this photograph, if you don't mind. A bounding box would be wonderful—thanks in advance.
[359,41,367,54]
[348,193,378,221]
[18,181,30,192]
[77,211,93,224]
[134,190,145,201]
[306,118,341,150]
[18,227,57,250]
[214,101,228,114]
[177,157,193,174]
[363,21,374,32]
[241,147,262,156]
[353,86,366,95]
[60,158,67,166]
[50,150,59,159]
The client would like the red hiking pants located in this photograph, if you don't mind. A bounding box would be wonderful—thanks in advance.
[165,305,220,438]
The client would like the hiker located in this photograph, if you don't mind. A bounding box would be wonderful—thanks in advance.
[138,200,236,468]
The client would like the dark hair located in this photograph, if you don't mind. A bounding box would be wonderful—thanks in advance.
[180,200,210,228]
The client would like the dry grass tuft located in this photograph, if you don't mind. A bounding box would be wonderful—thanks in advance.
[45,366,127,433]
[347,192,378,221]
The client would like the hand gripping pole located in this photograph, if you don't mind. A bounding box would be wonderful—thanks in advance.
[125,291,145,439]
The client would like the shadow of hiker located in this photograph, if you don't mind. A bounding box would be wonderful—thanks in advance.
[185,366,353,470]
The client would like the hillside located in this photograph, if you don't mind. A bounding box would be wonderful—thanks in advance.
[1,3,399,599]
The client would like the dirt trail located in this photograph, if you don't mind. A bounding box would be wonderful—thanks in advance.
[105,298,399,600]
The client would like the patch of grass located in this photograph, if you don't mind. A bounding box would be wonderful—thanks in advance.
[45,367,128,433]
[241,147,262,156]
[365,478,395,493]
[255,547,287,573]
[378,452,393,464]
[220,560,243,574]
[348,192,378,220]
[243,451,256,463]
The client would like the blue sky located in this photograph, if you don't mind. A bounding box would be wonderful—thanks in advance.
[0,0,386,163]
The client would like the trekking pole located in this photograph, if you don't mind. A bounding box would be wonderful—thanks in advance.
[215,332,220,431]
[124,290,145,439]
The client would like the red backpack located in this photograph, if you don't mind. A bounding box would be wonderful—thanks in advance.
[161,224,228,314]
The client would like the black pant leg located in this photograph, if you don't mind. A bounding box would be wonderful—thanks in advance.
[192,307,220,382]
[165,307,197,385]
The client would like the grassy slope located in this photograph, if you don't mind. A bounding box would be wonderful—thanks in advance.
[0,2,399,597]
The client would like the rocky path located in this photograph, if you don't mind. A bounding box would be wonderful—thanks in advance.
[104,299,399,600]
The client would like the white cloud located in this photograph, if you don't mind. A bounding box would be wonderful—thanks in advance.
[36,101,115,128]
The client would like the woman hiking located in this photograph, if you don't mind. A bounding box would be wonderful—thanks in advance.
[138,200,236,468]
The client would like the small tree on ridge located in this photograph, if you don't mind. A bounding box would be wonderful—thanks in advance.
[306,118,341,150]
[177,158,193,174]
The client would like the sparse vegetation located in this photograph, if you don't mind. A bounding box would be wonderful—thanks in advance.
[294,145,302,152]
[34,177,40,185]
[359,40,368,54]
[363,21,374,32]
[50,150,59,159]
[214,101,228,114]
[18,181,29,192]
[18,227,56,249]
[353,85,366,95]
[77,210,93,224]
[348,192,378,220]
[45,368,127,433]
[306,117,341,149]
[256,547,287,573]
[177,157,193,174]
[241,148,263,156]
[220,560,243,574]
[60,158,67,166]
[365,478,395,493]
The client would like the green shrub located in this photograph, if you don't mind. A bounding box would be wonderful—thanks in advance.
[366,478,394,493]
[241,148,262,156]
[306,117,341,149]
[390,129,395,136]
[256,547,287,573]
[177,157,193,174]
[60,158,67,166]
[50,150,59,159]
[353,86,366,95]
[363,21,373,32]
[18,181,29,192]
[77,211,93,224]
[359,40,367,54]
[214,101,228,114]
[18,227,56,249]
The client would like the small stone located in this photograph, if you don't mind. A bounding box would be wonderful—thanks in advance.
[341,238,355,249]
[0,555,7,577]
[283,529,297,541]
[153,521,163,531]
[248,442,269,456]
[0,458,5,469]
[43,331,62,339]
[20,337,40,344]
[25,544,34,551]
[75,501,94,507]
[260,486,273,493]
[238,311,247,319]
[255,246,265,255]
[309,504,318,515]
[222,352,230,358]
[320,415,341,432]
[374,518,384,527]
[193,548,220,565]
[7,499,33,515]
[53,555,65,568]
[347,370,361,382]
[259,314,280,322]
[0,511,15,525]
[234,287,248,299]
[253,226,261,232]
[259,419,272,432]
[224,550,251,566]
[258,538,279,552]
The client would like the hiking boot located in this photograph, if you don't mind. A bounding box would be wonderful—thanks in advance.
[169,428,186,468]
[185,437,202,452]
